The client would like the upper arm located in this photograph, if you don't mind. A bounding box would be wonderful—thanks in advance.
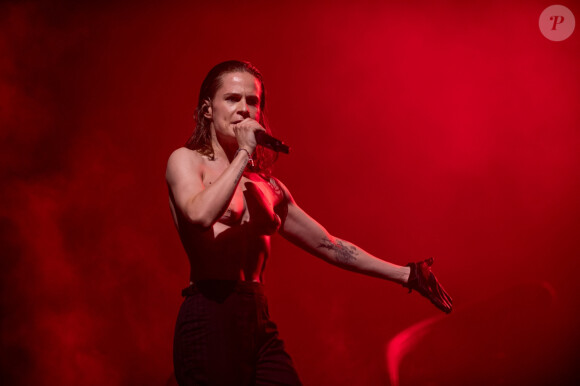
[273,178,335,258]
[165,147,205,221]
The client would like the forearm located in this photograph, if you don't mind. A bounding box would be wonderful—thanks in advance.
[316,236,410,284]
[184,150,249,228]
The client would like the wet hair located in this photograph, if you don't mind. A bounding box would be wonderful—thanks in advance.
[185,60,277,175]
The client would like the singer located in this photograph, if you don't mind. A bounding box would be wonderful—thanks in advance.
[166,60,452,385]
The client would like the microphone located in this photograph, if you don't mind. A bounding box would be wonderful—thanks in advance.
[255,131,290,154]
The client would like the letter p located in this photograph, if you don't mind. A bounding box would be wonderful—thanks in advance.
[550,15,565,30]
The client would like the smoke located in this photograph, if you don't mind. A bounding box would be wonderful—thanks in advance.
[1,0,579,385]
[0,2,176,384]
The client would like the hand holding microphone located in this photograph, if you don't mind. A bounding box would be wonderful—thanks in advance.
[233,118,290,154]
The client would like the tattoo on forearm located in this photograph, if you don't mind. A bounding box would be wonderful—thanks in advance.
[318,237,358,264]
[234,160,247,184]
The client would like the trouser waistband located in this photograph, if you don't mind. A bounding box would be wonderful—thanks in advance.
[181,280,265,297]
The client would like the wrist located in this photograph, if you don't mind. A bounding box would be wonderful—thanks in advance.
[235,148,254,167]
[239,145,254,155]
[402,266,411,284]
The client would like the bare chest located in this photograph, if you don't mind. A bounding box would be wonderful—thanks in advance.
[202,165,284,233]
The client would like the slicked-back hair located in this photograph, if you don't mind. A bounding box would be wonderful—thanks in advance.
[185,60,277,175]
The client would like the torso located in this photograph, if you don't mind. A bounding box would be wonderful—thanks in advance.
[168,149,285,283]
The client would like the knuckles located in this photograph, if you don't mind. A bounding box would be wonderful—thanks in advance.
[233,119,263,134]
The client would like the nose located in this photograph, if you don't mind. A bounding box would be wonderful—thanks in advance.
[237,99,250,119]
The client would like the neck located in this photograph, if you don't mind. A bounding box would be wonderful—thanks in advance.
[210,129,238,162]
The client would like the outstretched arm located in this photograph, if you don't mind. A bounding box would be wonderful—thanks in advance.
[274,178,409,283]
[274,178,452,313]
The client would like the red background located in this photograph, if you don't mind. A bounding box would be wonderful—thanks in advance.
[1,0,579,384]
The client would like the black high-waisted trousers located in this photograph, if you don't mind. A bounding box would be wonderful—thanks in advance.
[173,280,302,385]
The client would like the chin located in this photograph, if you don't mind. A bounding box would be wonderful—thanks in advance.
[216,132,237,146]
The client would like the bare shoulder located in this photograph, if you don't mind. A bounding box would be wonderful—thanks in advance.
[166,147,205,183]
[167,146,204,165]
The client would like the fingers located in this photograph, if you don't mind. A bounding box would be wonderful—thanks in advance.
[235,118,264,133]
[425,258,453,312]
[233,118,264,152]
[407,258,453,313]
[436,286,452,313]
[433,273,452,307]
[433,282,453,313]
[442,286,453,305]
[426,273,453,313]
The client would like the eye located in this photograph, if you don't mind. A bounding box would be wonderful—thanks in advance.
[226,95,241,102]
[247,97,259,106]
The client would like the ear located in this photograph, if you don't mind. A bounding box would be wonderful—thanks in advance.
[202,99,212,119]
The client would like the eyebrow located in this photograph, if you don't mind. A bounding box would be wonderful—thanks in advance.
[223,92,258,98]
[223,92,260,102]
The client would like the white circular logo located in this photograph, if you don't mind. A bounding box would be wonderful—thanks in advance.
[539,5,575,41]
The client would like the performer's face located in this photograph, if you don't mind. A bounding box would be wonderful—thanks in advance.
[206,71,262,141]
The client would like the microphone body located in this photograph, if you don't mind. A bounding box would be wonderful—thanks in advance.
[255,131,290,154]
